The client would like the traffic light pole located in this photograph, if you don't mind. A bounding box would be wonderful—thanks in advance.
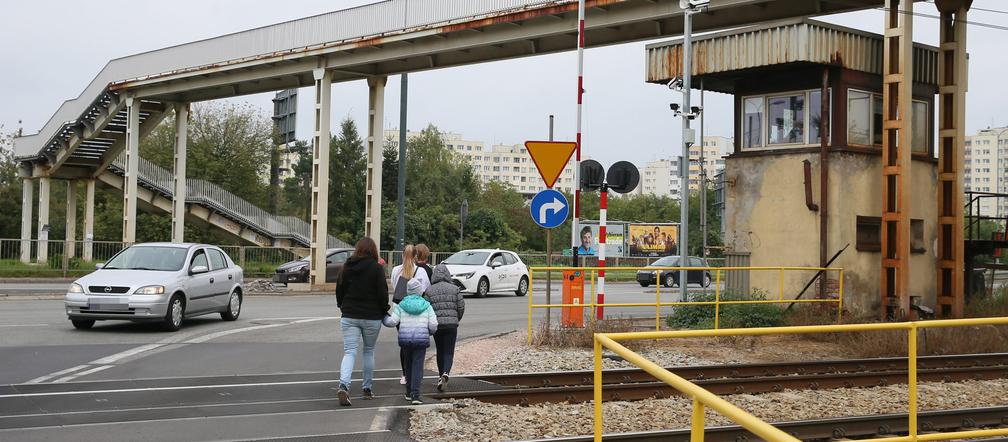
[571,0,586,268]
[597,185,607,320]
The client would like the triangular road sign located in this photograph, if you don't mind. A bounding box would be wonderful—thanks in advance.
[525,141,577,189]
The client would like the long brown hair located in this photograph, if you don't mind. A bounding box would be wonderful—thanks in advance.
[401,244,416,279]
[351,237,379,261]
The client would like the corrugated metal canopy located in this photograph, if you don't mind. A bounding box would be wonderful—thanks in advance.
[645,18,939,94]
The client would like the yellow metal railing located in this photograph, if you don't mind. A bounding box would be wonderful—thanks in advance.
[527,266,844,341]
[592,317,1008,442]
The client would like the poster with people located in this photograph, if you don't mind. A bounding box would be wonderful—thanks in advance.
[627,223,679,257]
[576,222,625,257]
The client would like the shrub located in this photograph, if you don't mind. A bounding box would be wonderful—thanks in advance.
[530,316,643,350]
[666,290,785,330]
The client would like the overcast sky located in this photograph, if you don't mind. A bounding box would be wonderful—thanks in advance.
[2,1,1006,168]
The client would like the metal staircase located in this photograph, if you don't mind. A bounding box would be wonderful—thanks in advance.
[101,153,347,249]
[964,191,1008,297]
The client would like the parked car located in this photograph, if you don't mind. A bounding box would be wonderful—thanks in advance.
[636,256,712,288]
[442,249,529,298]
[273,248,353,284]
[64,243,244,331]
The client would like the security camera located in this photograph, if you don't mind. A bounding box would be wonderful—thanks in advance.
[670,103,680,112]
[691,106,702,114]
[667,77,683,90]
[679,0,710,9]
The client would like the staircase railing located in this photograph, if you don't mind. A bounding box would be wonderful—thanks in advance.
[109,154,348,248]
[965,191,1008,243]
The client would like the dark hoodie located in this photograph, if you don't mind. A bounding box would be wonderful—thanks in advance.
[335,256,389,320]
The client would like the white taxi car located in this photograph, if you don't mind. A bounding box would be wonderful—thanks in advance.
[441,249,529,298]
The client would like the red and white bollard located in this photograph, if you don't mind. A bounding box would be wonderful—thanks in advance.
[597,186,607,320]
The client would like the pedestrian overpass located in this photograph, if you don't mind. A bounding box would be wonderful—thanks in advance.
[13,0,928,285]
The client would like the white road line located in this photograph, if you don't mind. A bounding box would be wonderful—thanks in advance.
[24,364,91,384]
[369,407,391,431]
[183,317,332,344]
[51,365,113,384]
[0,324,48,327]
[3,374,442,399]
[90,344,164,365]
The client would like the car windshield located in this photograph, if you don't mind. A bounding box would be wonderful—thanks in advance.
[104,246,188,271]
[442,251,491,266]
[650,256,680,267]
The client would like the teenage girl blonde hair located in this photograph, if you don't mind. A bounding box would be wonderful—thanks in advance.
[401,244,417,279]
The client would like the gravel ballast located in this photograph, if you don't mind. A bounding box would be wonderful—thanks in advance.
[410,380,1008,441]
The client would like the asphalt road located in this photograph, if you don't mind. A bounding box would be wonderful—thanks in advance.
[0,281,699,441]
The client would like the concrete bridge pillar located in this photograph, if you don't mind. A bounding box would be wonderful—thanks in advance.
[365,76,386,250]
[20,177,33,263]
[122,96,140,245]
[66,181,77,259]
[83,179,95,262]
[309,68,333,286]
[37,177,50,263]
[172,103,189,244]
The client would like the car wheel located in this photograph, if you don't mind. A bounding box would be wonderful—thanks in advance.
[163,295,185,332]
[703,274,712,288]
[663,274,676,288]
[515,276,529,297]
[71,319,95,330]
[639,282,650,288]
[221,291,242,321]
[476,277,489,298]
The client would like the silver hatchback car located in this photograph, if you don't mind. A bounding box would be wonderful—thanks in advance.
[64,243,244,331]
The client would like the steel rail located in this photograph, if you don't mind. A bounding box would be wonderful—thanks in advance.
[466,353,1008,388]
[525,406,1008,442]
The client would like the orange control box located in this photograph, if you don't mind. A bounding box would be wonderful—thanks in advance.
[561,270,585,328]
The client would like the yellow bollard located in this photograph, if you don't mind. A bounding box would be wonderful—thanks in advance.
[593,336,603,442]
[655,270,661,331]
[908,325,918,439]
[714,269,722,330]
[837,270,844,324]
[778,267,784,301]
[691,396,705,442]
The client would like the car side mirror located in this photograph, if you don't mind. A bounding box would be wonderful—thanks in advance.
[95,263,104,270]
[190,265,209,275]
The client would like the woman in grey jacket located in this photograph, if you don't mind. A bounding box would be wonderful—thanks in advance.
[424,263,465,391]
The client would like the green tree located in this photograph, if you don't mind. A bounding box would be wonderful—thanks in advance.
[281,140,312,221]
[328,118,367,243]
[0,127,24,239]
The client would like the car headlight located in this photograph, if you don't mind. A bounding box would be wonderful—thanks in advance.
[135,285,166,295]
[455,272,475,280]
[294,264,309,272]
[68,283,84,293]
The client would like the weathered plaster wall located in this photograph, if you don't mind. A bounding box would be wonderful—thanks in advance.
[724,152,938,316]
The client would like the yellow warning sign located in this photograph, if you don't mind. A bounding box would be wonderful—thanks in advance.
[524,141,577,189]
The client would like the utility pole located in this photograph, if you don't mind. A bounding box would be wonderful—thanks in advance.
[547,114,555,328]
[396,74,408,252]
[699,79,707,295]
[571,0,586,267]
[672,0,708,302]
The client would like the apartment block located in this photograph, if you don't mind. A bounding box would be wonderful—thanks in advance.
[965,126,1008,217]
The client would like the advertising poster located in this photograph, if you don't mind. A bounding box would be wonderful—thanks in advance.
[627,223,679,257]
[575,221,625,257]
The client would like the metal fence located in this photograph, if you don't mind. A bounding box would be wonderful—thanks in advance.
[593,317,1008,442]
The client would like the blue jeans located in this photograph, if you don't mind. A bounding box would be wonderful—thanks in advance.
[402,346,427,399]
[339,318,382,390]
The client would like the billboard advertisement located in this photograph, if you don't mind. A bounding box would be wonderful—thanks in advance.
[627,223,679,257]
[575,221,625,257]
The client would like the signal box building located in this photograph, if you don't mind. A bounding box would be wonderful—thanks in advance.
[646,19,942,316]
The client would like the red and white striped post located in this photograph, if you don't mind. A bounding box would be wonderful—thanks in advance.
[571,0,586,264]
[596,185,607,320]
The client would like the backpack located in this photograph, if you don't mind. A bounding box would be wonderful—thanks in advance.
[392,276,408,304]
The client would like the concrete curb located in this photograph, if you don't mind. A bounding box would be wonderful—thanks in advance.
[0,292,337,301]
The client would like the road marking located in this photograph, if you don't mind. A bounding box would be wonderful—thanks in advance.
[90,344,164,365]
[0,324,48,327]
[51,365,114,384]
[21,316,337,385]
[6,374,442,398]
[369,407,391,431]
[24,364,91,384]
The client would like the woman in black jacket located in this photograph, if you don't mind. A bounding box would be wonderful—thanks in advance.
[334,237,389,407]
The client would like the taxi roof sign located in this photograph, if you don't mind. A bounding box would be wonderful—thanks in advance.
[524,141,577,189]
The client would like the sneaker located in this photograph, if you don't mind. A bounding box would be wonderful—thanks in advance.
[362,388,374,400]
[404,393,412,401]
[437,374,449,392]
[399,376,406,385]
[337,384,352,407]
[411,397,423,405]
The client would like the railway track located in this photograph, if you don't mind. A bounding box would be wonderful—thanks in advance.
[524,406,1008,442]
[435,353,1008,406]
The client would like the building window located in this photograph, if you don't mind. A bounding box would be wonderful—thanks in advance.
[856,216,925,253]
[848,90,872,146]
[742,97,763,149]
[911,100,928,154]
[767,94,805,145]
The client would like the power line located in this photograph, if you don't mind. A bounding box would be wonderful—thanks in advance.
[922,0,1008,16]
[830,0,1008,32]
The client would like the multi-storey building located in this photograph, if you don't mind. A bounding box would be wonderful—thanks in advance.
[383,129,576,195]
[639,136,732,199]
[965,126,1008,217]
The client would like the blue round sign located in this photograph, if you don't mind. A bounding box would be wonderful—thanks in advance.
[530,189,569,229]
